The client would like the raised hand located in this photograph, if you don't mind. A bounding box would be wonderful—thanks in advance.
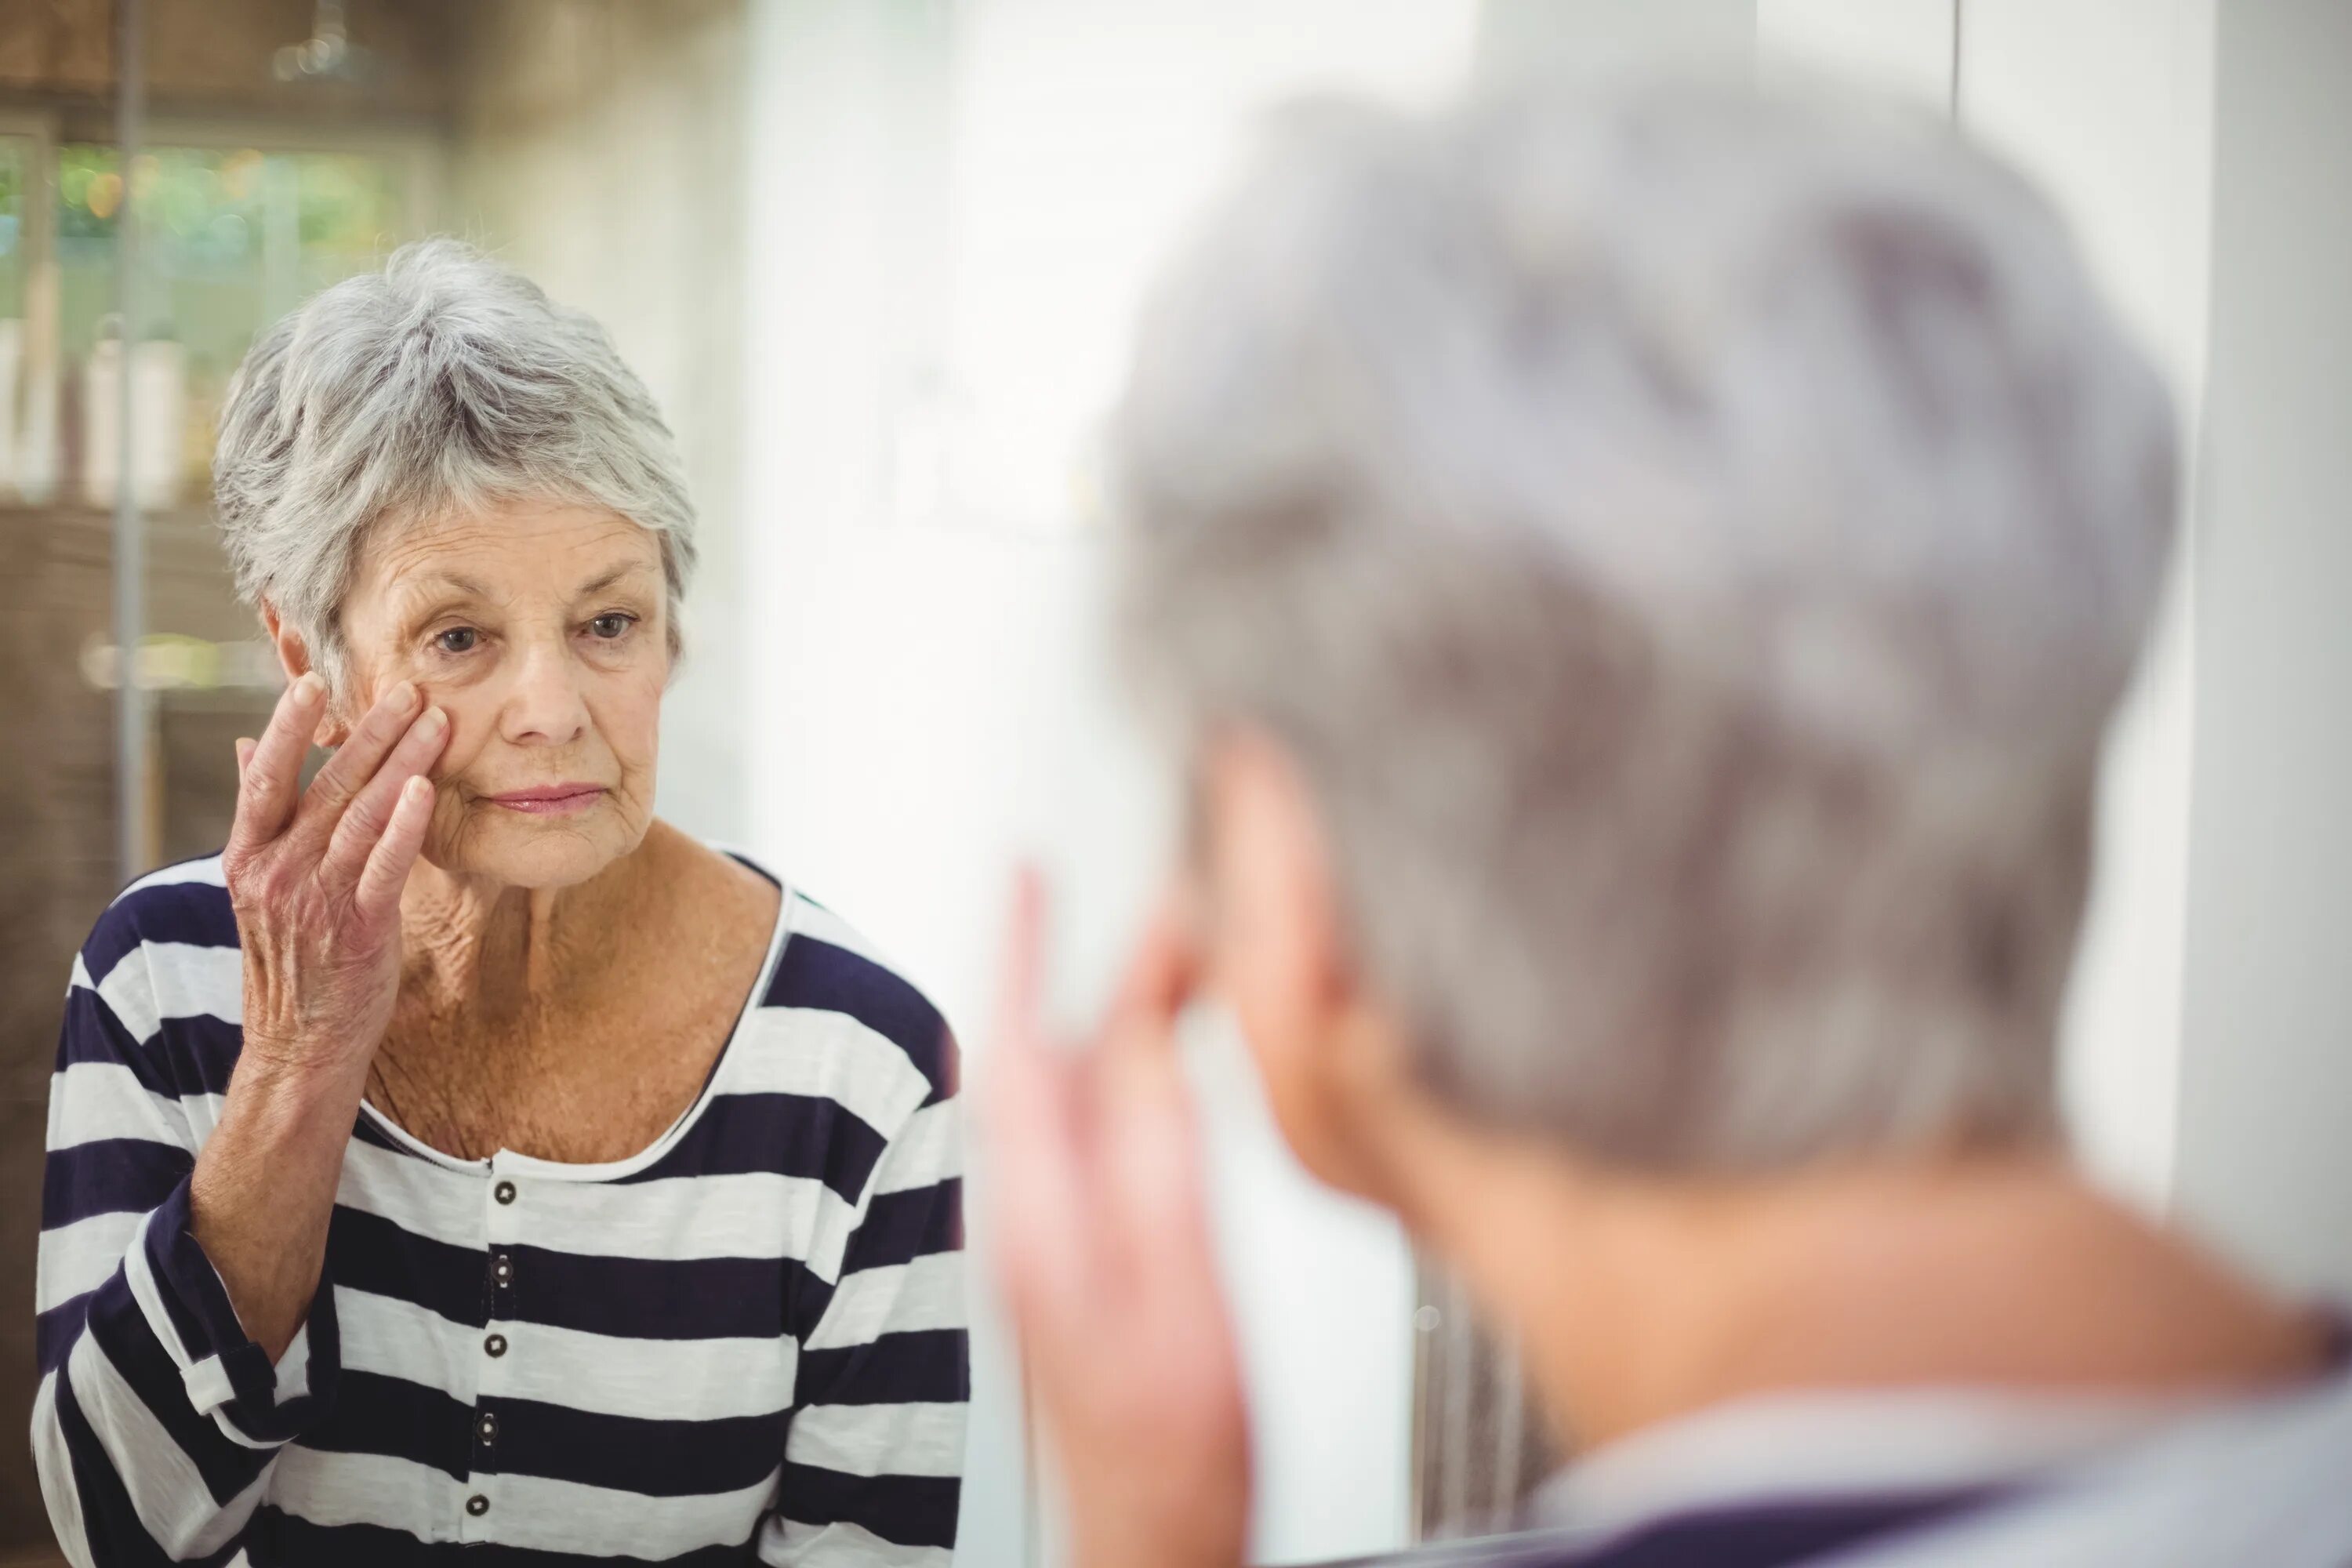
[982,872,1251,1568]
[222,672,448,1088]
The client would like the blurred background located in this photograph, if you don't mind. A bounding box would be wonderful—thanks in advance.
[2,2,2346,1565]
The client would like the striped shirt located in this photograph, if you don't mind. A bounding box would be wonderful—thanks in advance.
[1386,1337,2352,1568]
[33,851,967,1568]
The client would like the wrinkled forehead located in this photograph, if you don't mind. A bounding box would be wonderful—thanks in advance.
[350,498,662,616]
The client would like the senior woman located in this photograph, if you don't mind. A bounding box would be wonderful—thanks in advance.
[34,241,965,1567]
[985,82,2352,1568]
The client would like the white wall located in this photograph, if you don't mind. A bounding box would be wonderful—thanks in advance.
[2173,0,2352,1301]
[1477,0,1751,78]
[740,5,1475,1564]
[1757,0,1954,111]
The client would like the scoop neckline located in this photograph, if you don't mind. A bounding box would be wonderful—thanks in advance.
[353,846,794,1182]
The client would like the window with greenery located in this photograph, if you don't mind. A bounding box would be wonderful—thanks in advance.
[44,141,411,509]
[0,121,430,865]
[0,132,419,506]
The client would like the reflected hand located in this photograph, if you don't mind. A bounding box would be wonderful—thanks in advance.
[983,871,1250,1568]
[223,673,448,1087]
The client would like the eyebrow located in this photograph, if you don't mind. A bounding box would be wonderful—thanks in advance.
[574,563,655,599]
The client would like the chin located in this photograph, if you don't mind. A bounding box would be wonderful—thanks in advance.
[428,807,641,888]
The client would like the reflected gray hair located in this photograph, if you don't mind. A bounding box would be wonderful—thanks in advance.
[214,238,696,684]
[1113,81,2177,1171]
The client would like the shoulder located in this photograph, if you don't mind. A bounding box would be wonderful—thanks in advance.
[77,852,241,990]
[770,887,958,1105]
[65,854,243,1076]
[735,868,958,1112]
[1829,1369,2352,1568]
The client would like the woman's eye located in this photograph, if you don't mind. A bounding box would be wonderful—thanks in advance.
[589,613,634,640]
[435,627,478,654]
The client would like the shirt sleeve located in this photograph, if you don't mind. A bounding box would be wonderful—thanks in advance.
[764,1047,967,1568]
[34,916,340,1568]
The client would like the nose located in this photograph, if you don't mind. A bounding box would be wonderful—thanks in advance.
[499,637,591,748]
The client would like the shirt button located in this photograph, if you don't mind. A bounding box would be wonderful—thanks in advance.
[466,1494,490,1518]
[491,1254,514,1287]
[484,1333,508,1358]
[494,1180,517,1205]
[477,1411,499,1444]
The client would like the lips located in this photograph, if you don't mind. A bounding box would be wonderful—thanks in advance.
[484,784,608,817]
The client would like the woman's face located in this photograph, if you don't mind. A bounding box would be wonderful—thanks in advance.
[330,498,670,890]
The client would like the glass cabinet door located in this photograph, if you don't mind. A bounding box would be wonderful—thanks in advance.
[29,135,423,865]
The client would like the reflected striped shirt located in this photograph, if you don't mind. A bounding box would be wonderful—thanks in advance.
[33,851,967,1567]
[1384,1330,2352,1568]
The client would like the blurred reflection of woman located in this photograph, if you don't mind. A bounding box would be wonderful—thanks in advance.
[34,241,965,1568]
[986,83,2352,1568]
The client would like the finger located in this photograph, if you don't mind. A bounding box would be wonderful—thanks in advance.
[1098,892,1201,1063]
[286,681,423,851]
[234,737,256,779]
[991,865,1047,1050]
[981,873,1093,1331]
[228,673,327,854]
[993,866,1112,1180]
[1096,913,1214,1292]
[986,1040,1096,1344]
[318,706,450,892]
[354,774,434,921]
[1105,1046,1215,1254]
[1049,897,1192,1167]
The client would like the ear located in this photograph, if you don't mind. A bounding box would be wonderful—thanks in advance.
[260,604,346,746]
[1198,726,1416,1196]
[1198,726,1349,1007]
[1201,730,1446,1207]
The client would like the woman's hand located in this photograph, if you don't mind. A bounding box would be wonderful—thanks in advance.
[192,671,448,1359]
[223,672,447,1088]
[982,873,1252,1568]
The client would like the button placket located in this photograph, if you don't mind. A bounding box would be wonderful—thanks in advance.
[485,1162,521,1312]
[458,1454,496,1537]
[470,1160,518,1544]
[474,1403,502,1488]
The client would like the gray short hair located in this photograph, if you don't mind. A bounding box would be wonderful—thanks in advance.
[1113,81,2178,1172]
[214,238,696,683]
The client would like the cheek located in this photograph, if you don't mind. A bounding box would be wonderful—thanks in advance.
[593,666,667,774]
[321,662,395,745]
[415,687,493,780]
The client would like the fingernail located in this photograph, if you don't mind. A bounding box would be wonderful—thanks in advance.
[420,706,448,735]
[404,775,433,805]
[234,738,255,771]
[294,672,326,704]
[390,681,419,713]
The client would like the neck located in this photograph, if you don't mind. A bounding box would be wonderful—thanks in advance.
[1389,1116,2320,1454]
[397,827,661,1015]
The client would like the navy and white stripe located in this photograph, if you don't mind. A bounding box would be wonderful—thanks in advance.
[34,852,967,1567]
